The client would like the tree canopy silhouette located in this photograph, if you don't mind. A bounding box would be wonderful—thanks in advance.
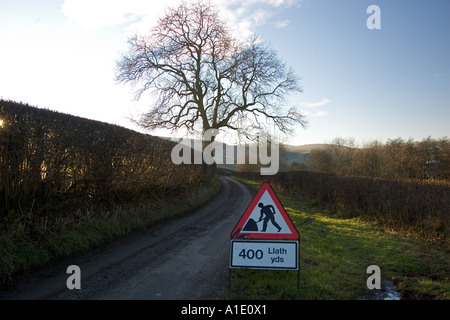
[116,1,306,140]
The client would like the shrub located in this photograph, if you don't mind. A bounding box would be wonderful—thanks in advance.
[233,171,450,243]
[0,99,215,217]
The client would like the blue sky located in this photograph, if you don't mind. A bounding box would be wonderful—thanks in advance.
[0,0,449,146]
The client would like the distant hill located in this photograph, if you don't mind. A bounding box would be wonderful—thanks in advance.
[284,144,328,153]
[282,144,328,167]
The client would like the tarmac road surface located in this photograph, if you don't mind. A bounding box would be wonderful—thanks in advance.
[1,177,254,300]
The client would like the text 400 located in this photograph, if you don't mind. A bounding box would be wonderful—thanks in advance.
[238,249,263,259]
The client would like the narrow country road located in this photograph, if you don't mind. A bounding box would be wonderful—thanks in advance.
[1,177,255,300]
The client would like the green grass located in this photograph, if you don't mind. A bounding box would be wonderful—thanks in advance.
[0,177,222,287]
[228,179,450,300]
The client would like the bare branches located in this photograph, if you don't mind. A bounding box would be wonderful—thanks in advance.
[115,1,307,140]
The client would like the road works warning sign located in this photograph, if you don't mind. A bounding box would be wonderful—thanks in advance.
[229,182,300,282]
[231,182,299,240]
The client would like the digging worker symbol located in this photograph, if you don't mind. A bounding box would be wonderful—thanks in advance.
[258,202,282,232]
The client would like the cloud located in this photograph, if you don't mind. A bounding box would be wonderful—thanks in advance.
[217,0,303,37]
[61,0,179,31]
[311,110,330,117]
[302,110,330,117]
[301,98,331,108]
[300,98,330,117]
[61,0,303,37]
[273,20,291,29]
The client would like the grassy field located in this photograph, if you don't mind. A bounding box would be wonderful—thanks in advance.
[228,179,450,300]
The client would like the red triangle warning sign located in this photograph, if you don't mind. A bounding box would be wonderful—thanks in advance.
[231,182,299,240]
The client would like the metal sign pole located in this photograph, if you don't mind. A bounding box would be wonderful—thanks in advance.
[297,239,300,289]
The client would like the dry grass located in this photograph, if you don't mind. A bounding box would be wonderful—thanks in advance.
[0,177,221,287]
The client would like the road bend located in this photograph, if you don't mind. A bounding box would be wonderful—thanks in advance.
[1,177,255,300]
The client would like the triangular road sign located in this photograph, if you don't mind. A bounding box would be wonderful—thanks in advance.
[231,182,299,240]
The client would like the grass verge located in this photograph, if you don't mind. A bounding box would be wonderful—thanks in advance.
[228,179,450,300]
[0,177,222,288]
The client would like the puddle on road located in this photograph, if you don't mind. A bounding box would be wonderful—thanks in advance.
[359,278,401,300]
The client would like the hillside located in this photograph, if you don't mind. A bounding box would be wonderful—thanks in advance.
[283,144,328,167]
[284,144,328,153]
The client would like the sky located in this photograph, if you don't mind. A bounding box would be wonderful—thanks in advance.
[1,0,449,146]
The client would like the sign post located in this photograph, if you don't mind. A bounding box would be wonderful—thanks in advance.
[229,182,300,288]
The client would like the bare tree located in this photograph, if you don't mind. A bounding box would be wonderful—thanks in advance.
[116,1,306,141]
